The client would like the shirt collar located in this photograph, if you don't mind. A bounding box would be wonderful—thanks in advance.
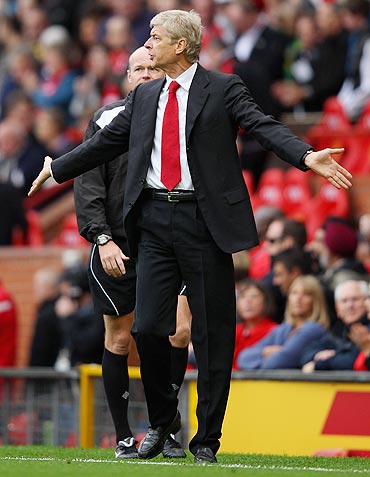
[164,62,198,92]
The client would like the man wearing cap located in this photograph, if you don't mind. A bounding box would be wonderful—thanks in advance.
[320,217,368,291]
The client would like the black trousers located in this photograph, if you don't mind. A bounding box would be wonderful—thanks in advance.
[133,195,236,455]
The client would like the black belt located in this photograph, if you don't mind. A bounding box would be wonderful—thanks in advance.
[144,189,196,203]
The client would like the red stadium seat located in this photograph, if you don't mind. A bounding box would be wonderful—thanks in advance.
[242,169,255,195]
[343,101,370,173]
[282,167,313,220]
[304,180,350,240]
[52,213,88,247]
[305,98,351,167]
[12,209,44,246]
[254,167,285,210]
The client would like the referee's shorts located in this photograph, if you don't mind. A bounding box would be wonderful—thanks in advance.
[87,240,136,317]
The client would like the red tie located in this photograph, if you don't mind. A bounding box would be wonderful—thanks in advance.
[161,81,181,191]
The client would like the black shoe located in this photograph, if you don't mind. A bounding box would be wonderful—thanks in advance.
[115,437,139,459]
[138,411,181,459]
[194,447,217,463]
[162,434,186,458]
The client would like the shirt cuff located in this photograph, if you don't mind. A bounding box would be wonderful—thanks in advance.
[300,150,314,171]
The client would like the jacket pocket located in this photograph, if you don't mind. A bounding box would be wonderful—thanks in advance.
[224,187,248,205]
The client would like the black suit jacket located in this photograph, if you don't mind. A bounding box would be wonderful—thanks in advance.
[52,65,311,255]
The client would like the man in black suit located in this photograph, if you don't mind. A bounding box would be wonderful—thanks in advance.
[29,9,352,463]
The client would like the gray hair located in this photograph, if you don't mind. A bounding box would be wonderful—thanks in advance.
[150,9,203,63]
[334,279,369,302]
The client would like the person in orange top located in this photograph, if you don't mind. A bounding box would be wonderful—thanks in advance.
[233,279,277,369]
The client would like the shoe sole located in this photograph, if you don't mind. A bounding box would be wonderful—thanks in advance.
[162,450,186,458]
[138,412,181,459]
[115,453,139,459]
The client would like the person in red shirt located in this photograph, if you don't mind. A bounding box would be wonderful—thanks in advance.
[233,279,277,369]
[0,279,17,401]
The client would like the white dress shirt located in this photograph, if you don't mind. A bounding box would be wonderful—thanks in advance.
[145,62,198,191]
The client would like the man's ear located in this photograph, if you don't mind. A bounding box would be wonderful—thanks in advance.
[176,38,188,55]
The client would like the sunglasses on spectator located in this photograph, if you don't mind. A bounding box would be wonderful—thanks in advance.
[266,236,284,244]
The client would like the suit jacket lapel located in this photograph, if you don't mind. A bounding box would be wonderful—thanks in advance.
[186,65,210,143]
[141,78,165,160]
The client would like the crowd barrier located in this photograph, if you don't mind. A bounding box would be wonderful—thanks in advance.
[1,367,370,456]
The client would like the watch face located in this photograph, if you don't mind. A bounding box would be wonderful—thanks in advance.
[97,234,111,245]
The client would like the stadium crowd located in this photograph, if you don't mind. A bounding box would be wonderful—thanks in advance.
[1,0,370,389]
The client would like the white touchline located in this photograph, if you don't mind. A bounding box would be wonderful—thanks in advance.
[0,456,368,473]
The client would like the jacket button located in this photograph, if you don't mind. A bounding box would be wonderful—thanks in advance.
[140,178,145,184]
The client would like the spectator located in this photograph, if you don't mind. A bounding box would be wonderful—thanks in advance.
[237,275,329,369]
[0,118,46,196]
[190,0,224,51]
[262,216,309,321]
[248,205,285,281]
[233,279,277,369]
[228,0,290,117]
[18,5,49,61]
[4,91,38,139]
[0,277,17,366]
[272,246,313,318]
[357,213,370,272]
[34,106,79,157]
[301,279,370,372]
[0,45,38,119]
[320,217,369,290]
[77,5,110,54]
[272,10,320,113]
[336,0,370,122]
[0,181,27,245]
[227,0,291,184]
[103,15,135,83]
[69,44,121,121]
[29,267,62,367]
[108,0,154,46]
[0,278,17,400]
[54,263,105,370]
[349,283,370,369]
[272,3,347,113]
[313,1,348,108]
[29,25,80,119]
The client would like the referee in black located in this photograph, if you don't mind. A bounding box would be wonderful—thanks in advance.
[74,46,191,459]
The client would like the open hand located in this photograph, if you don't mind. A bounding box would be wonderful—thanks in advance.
[304,148,352,189]
[28,156,53,196]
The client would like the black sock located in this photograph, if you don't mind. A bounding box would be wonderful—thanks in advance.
[170,346,189,396]
[102,348,132,444]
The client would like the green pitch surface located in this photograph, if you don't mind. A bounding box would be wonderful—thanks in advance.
[0,446,369,477]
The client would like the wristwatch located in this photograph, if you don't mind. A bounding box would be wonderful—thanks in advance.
[96,234,112,246]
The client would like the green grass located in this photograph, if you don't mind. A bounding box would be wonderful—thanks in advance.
[0,446,369,477]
